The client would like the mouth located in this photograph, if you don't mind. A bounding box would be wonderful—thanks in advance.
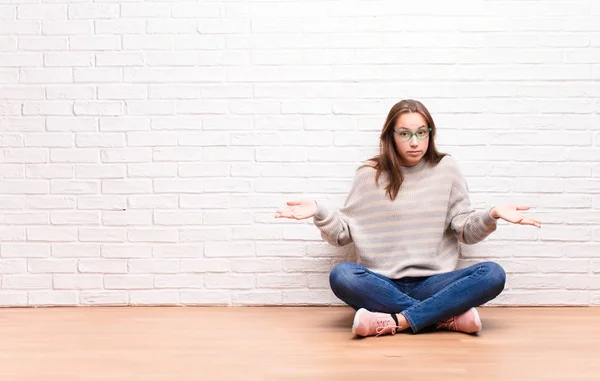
[406,151,422,156]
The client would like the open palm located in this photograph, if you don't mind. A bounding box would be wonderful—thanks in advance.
[492,205,541,228]
[275,200,317,220]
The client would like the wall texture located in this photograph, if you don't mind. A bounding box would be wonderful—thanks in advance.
[1,0,599,307]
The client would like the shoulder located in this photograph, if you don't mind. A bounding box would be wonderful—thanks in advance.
[435,154,462,178]
[357,160,377,174]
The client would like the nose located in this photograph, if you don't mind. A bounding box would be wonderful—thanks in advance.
[409,136,419,147]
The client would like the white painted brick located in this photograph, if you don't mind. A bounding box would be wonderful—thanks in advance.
[180,259,229,272]
[100,117,149,132]
[155,245,204,259]
[102,211,151,226]
[202,211,253,226]
[147,19,197,34]
[130,290,179,305]
[155,275,203,289]
[68,4,118,19]
[153,179,202,193]
[232,227,282,241]
[0,212,47,225]
[230,163,282,178]
[283,290,339,305]
[146,52,197,67]
[25,164,71,179]
[53,274,102,289]
[128,195,177,209]
[231,291,281,306]
[127,101,175,116]
[77,196,125,210]
[18,4,66,20]
[0,292,27,307]
[19,36,68,51]
[105,275,153,290]
[95,52,144,67]
[20,68,71,84]
[180,228,231,242]
[231,259,281,273]
[257,274,306,289]
[28,291,78,306]
[46,86,95,101]
[50,211,99,225]
[42,21,91,36]
[79,228,126,243]
[256,243,305,257]
[204,242,253,258]
[94,20,145,35]
[123,35,174,50]
[98,85,147,100]
[154,211,203,226]
[153,147,203,162]
[50,148,98,163]
[101,244,151,258]
[74,101,123,116]
[203,179,251,193]
[80,291,128,306]
[181,290,230,305]
[76,134,125,149]
[178,163,229,178]
[129,259,179,274]
[0,180,48,194]
[205,274,254,289]
[127,163,176,178]
[127,228,178,243]
[1,20,40,35]
[51,180,98,195]
[101,179,152,195]
[69,36,120,51]
[78,259,127,274]
[51,244,99,258]
[47,117,96,132]
[0,259,27,274]
[3,274,52,289]
[1,243,49,258]
[0,86,43,101]
[101,148,151,163]
[255,178,306,193]
[0,196,25,210]
[0,228,26,242]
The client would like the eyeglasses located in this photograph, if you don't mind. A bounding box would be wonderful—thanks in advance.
[394,128,432,142]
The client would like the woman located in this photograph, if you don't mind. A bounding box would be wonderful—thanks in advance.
[275,99,541,337]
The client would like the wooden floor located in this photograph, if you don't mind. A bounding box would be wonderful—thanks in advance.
[0,307,598,381]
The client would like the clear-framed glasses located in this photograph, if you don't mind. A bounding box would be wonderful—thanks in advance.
[394,128,432,142]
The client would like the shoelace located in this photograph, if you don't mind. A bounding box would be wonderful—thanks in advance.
[375,318,399,336]
[437,317,456,331]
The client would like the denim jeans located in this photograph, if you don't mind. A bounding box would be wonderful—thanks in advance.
[329,261,506,333]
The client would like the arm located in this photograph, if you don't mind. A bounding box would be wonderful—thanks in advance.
[312,201,353,247]
[448,170,498,244]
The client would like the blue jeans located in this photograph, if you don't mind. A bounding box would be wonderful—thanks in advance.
[329,261,506,333]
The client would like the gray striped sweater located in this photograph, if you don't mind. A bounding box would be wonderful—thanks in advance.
[313,155,498,279]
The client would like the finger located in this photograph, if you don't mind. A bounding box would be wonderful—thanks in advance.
[286,201,300,206]
[518,218,540,227]
[516,205,531,211]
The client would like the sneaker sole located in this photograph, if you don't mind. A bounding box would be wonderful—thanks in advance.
[352,308,367,335]
[471,307,482,333]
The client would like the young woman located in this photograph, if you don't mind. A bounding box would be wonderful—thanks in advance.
[275,99,541,337]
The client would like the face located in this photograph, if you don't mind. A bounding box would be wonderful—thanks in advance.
[393,112,430,167]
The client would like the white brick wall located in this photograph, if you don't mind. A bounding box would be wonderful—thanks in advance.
[1,0,599,307]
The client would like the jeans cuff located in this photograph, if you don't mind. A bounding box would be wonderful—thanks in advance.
[399,309,420,334]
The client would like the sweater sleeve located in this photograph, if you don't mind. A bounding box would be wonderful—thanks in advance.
[448,162,497,244]
[312,165,368,247]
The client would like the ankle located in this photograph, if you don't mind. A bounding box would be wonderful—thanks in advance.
[394,313,410,331]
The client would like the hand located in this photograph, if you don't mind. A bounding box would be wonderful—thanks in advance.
[490,205,541,228]
[274,200,317,220]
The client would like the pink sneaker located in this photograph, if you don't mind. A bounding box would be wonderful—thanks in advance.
[437,307,482,334]
[352,308,403,337]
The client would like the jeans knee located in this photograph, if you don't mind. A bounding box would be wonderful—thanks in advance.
[480,261,506,295]
[329,262,362,295]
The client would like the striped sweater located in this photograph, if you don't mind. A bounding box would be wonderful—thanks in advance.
[313,155,497,279]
